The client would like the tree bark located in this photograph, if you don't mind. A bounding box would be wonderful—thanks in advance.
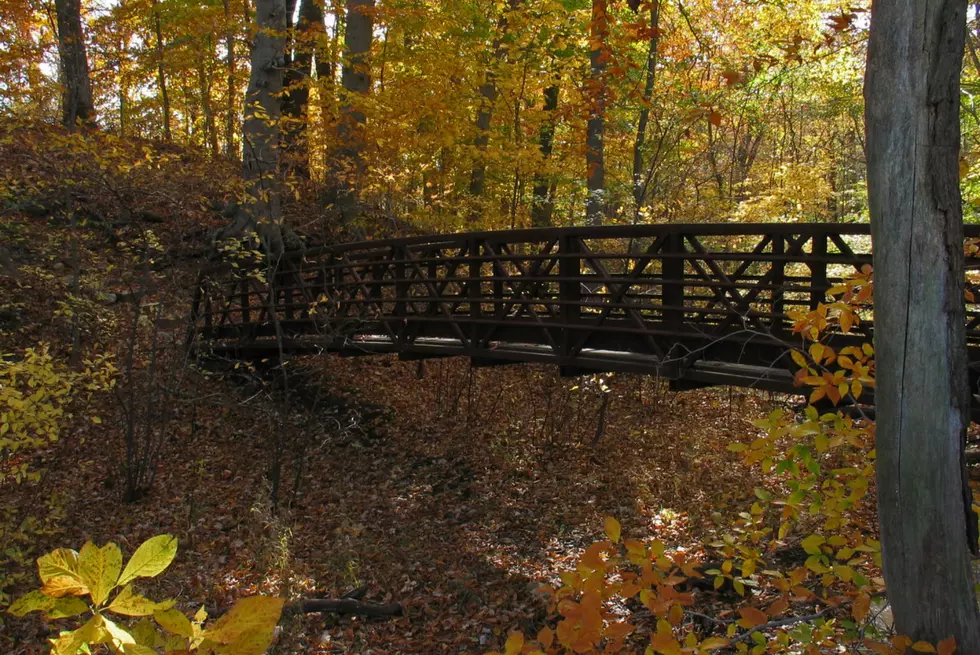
[281,0,325,177]
[631,0,660,215]
[151,0,171,141]
[329,0,374,225]
[226,0,286,251]
[53,0,95,128]
[865,0,980,650]
[469,0,518,212]
[585,0,608,226]
[530,81,559,228]
[223,0,237,158]
[197,41,219,156]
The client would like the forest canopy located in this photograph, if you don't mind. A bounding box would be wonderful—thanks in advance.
[0,0,909,233]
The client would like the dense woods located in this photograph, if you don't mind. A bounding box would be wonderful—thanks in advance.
[5,0,980,653]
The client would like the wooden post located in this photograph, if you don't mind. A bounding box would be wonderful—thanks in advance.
[809,231,827,310]
[559,234,581,359]
[770,235,785,335]
[662,231,684,333]
[469,238,483,349]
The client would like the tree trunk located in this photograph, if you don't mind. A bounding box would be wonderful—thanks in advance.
[585,0,608,226]
[197,42,219,156]
[151,0,171,142]
[530,81,559,228]
[281,0,324,177]
[228,0,286,250]
[330,0,374,225]
[865,0,980,650]
[223,0,237,158]
[469,1,518,212]
[53,0,95,127]
[631,0,660,215]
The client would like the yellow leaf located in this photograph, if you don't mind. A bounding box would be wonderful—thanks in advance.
[912,641,937,653]
[604,517,622,543]
[108,584,175,616]
[200,596,285,655]
[38,548,82,584]
[118,535,178,587]
[41,575,90,598]
[791,350,807,368]
[7,590,88,618]
[154,608,194,638]
[504,631,524,655]
[808,343,824,362]
[78,541,122,607]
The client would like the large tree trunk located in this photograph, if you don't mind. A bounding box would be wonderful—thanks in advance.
[54,0,95,127]
[865,0,980,650]
[329,0,374,226]
[220,0,287,252]
[631,0,659,216]
[585,0,608,226]
[530,81,559,228]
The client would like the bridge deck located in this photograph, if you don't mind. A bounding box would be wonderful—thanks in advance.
[189,223,980,404]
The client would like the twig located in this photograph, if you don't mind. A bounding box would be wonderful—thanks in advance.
[731,607,836,644]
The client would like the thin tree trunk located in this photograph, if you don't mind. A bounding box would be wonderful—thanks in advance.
[282,0,324,176]
[585,0,609,226]
[531,81,559,227]
[198,41,219,155]
[223,0,237,157]
[865,0,980,650]
[469,1,518,210]
[54,0,95,127]
[151,0,171,141]
[631,0,660,215]
[330,0,374,225]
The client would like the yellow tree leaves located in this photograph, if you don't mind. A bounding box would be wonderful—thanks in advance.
[7,535,284,655]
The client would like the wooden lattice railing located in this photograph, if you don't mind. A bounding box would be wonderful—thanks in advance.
[188,223,980,395]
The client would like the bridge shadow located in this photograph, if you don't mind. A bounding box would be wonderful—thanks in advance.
[278,353,775,651]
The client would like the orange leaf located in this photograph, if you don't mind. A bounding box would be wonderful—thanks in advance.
[938,636,957,655]
[852,592,871,622]
[736,607,768,629]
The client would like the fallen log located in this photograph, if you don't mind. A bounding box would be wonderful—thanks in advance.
[286,598,403,618]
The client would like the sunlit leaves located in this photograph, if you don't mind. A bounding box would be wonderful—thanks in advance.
[117,534,178,586]
[9,535,281,655]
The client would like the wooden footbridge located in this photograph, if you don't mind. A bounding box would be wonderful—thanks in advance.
[190,222,980,400]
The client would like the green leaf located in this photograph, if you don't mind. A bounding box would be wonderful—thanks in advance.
[108,584,175,617]
[78,542,123,606]
[801,534,825,556]
[117,535,177,586]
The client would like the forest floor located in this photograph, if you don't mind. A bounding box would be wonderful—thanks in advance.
[0,123,855,654]
[3,339,788,654]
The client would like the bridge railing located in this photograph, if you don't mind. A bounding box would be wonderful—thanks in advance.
[189,223,980,381]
